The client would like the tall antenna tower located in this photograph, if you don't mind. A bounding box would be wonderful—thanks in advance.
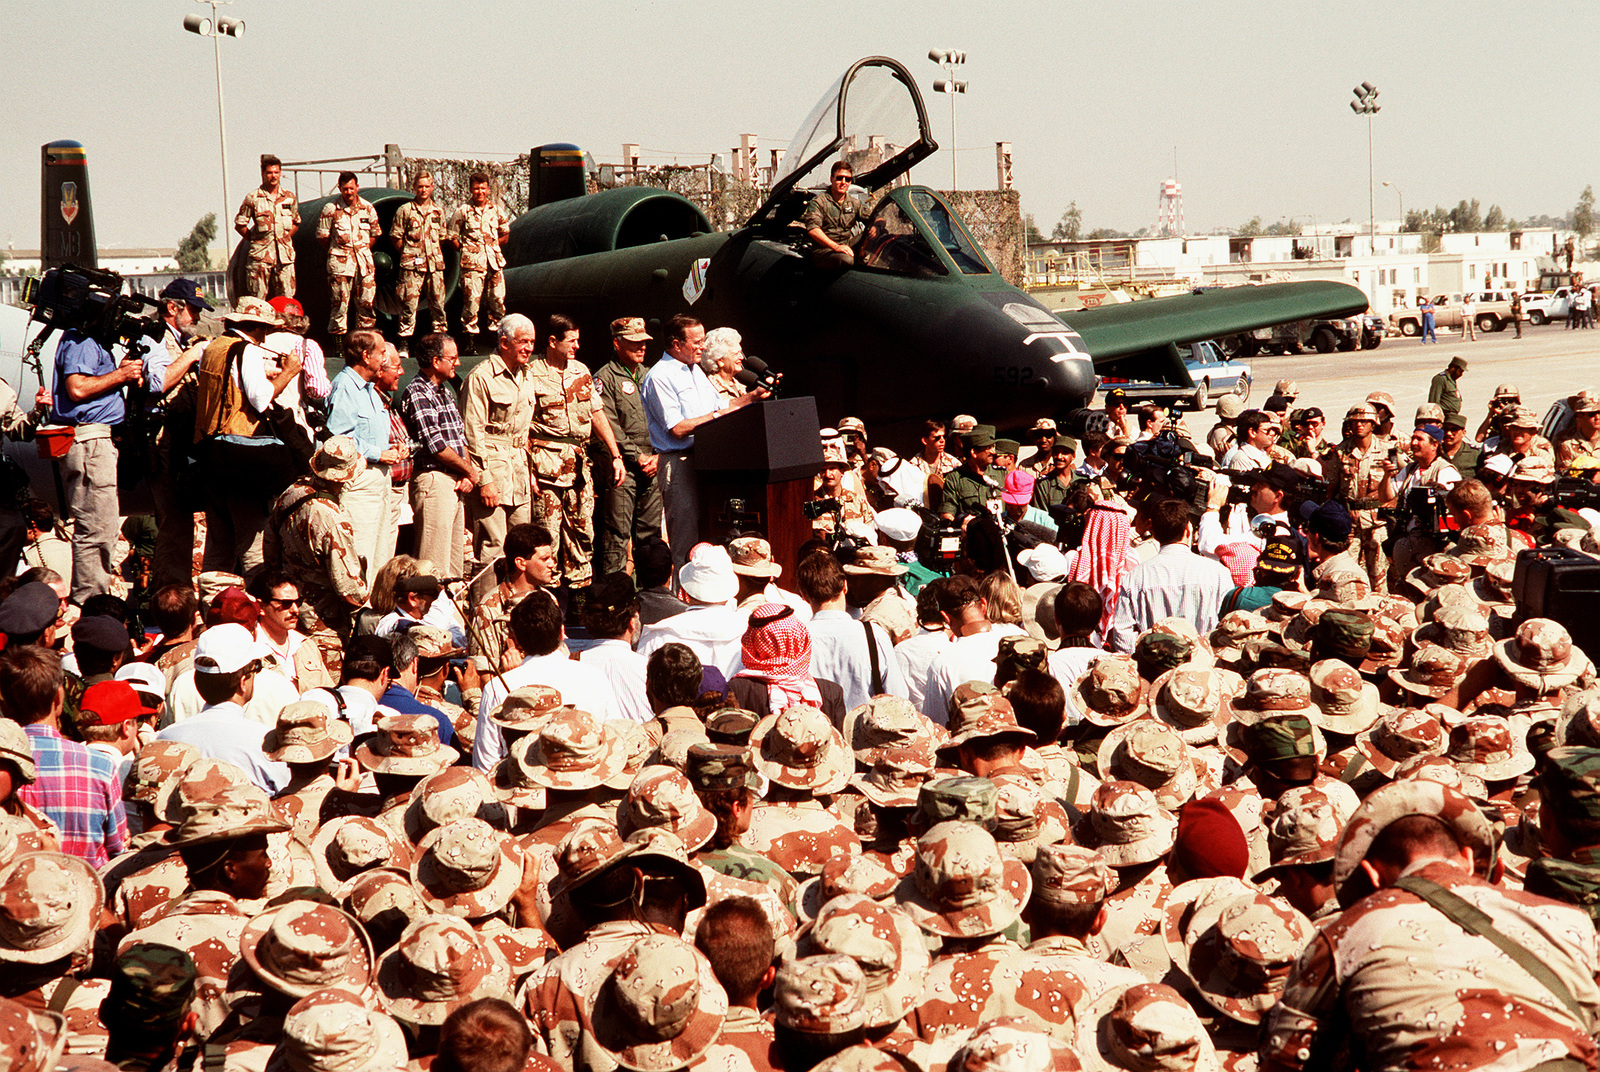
[1156,178,1184,237]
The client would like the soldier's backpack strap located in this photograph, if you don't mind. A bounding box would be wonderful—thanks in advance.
[1394,874,1586,1021]
[863,620,884,698]
[46,977,79,1014]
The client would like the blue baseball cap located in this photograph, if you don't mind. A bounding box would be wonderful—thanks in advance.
[158,278,214,312]
[1299,499,1353,543]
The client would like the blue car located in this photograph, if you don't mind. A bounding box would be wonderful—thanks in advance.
[1097,340,1251,411]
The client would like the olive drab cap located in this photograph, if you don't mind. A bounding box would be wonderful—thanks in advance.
[375,914,512,1026]
[1245,714,1318,765]
[269,987,410,1072]
[1538,746,1600,826]
[774,954,869,1035]
[685,743,760,792]
[1331,780,1495,907]
[914,776,999,830]
[103,942,197,1027]
[995,635,1050,682]
[1134,632,1193,677]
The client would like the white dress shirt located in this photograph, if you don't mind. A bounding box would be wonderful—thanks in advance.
[896,627,952,721]
[642,356,721,452]
[1106,543,1236,654]
[636,605,747,680]
[579,640,652,724]
[925,624,1026,724]
[157,701,289,792]
[473,652,616,771]
[1048,646,1108,727]
[166,666,300,727]
[806,608,908,712]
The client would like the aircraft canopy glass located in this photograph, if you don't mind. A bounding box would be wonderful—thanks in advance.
[856,188,995,279]
[907,189,990,275]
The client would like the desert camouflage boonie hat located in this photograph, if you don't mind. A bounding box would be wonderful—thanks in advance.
[1331,780,1494,907]
[167,780,290,847]
[266,987,409,1072]
[684,743,760,793]
[342,869,426,952]
[1446,715,1534,781]
[946,682,1012,732]
[486,684,564,731]
[913,776,998,831]
[1307,659,1382,735]
[1232,668,1317,719]
[354,714,459,776]
[990,774,1070,863]
[1404,553,1472,597]
[263,701,355,764]
[1494,618,1593,691]
[1412,604,1493,659]
[1503,405,1542,431]
[951,1020,1076,1072]
[799,893,927,1028]
[1392,753,1488,802]
[0,725,34,788]
[1096,722,1197,810]
[1354,708,1446,777]
[123,739,198,810]
[406,624,463,661]
[238,900,375,999]
[1072,656,1149,728]
[1072,781,1177,868]
[310,436,365,484]
[593,934,728,1072]
[605,721,657,791]
[940,702,1037,756]
[1210,610,1270,654]
[774,954,868,1035]
[310,816,414,900]
[515,708,625,790]
[0,996,65,1072]
[0,853,102,965]
[796,854,901,923]
[375,914,512,1026]
[1253,787,1348,882]
[104,942,197,1028]
[410,818,522,920]
[1084,982,1219,1072]
[844,695,936,762]
[849,746,934,810]
[404,766,511,844]
[1176,891,1311,1024]
[898,821,1025,939]
[492,733,553,811]
[749,704,852,793]
[617,765,717,851]
[1031,843,1114,907]
[1148,667,1231,746]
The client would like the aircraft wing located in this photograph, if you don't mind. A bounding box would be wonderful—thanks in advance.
[1060,281,1369,360]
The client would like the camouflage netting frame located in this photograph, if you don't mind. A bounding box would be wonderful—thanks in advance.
[402,157,532,218]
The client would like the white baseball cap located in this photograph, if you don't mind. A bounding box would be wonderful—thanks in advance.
[114,663,168,705]
[193,623,269,675]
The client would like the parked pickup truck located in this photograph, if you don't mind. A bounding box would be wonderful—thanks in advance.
[1221,315,1382,356]
[1521,286,1598,325]
[1389,291,1516,336]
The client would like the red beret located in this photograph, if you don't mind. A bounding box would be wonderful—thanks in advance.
[1172,797,1249,880]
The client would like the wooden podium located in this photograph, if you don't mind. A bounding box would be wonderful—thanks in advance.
[693,397,824,581]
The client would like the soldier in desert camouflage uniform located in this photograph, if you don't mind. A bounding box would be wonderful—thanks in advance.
[1333,404,1396,591]
[0,851,113,1057]
[449,172,511,342]
[390,172,448,350]
[526,315,626,594]
[315,171,382,339]
[744,706,862,878]
[263,437,370,640]
[1264,780,1600,1072]
[233,154,298,300]
[101,942,200,1071]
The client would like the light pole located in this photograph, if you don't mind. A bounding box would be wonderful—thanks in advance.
[1350,82,1379,247]
[1383,180,1403,229]
[184,2,245,262]
[929,49,967,190]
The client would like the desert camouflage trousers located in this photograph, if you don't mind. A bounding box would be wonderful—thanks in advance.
[536,458,595,588]
[398,268,447,338]
[460,268,505,335]
[327,270,376,334]
[1355,519,1390,593]
[244,259,295,301]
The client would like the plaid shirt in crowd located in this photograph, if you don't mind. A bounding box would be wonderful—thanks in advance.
[398,376,468,477]
[16,724,127,868]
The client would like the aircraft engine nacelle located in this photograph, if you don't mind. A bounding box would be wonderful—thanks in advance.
[506,187,712,269]
[229,187,459,345]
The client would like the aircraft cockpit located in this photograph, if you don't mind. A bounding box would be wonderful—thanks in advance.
[855,189,994,279]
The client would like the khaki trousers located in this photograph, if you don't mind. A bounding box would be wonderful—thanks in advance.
[411,469,465,578]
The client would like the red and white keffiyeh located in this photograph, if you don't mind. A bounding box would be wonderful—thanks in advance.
[1069,503,1134,634]
[736,603,823,712]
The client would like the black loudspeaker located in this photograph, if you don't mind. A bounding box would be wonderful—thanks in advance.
[1512,546,1600,662]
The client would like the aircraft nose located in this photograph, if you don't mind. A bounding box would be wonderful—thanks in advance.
[1026,335,1097,406]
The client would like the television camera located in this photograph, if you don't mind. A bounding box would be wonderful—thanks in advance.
[20,264,163,381]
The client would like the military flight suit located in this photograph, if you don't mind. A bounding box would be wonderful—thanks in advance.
[595,358,662,578]
[389,198,447,339]
[262,479,369,640]
[1334,438,1395,591]
[527,356,598,589]
[1427,370,1462,422]
[462,354,536,574]
[315,196,381,335]
[936,464,1001,518]
[234,185,298,299]
[450,200,511,336]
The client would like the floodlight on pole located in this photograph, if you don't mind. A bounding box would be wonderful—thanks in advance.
[928,49,967,189]
[184,1,246,262]
[1350,82,1380,246]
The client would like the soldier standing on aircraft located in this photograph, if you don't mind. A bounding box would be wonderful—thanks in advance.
[803,160,873,269]
[390,172,447,355]
[596,317,662,578]
[234,154,298,300]
[449,172,511,348]
[527,314,626,603]
[316,171,382,344]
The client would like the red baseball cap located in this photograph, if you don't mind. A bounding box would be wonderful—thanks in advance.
[207,587,260,630]
[79,681,159,729]
[268,295,304,319]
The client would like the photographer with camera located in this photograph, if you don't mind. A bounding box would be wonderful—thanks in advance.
[1381,425,1462,580]
[50,319,144,603]
[1505,457,1590,543]
[809,434,875,546]
[1197,462,1300,563]
[1474,383,1523,447]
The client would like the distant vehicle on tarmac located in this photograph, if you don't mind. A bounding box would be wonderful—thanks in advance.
[1521,285,1599,325]
[1097,340,1250,410]
[1220,314,1382,356]
[1389,290,1516,336]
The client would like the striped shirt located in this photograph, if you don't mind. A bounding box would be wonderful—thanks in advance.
[17,724,127,867]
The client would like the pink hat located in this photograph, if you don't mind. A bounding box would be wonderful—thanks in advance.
[1001,470,1035,506]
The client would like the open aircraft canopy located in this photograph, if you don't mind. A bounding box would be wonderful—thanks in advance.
[750,56,938,229]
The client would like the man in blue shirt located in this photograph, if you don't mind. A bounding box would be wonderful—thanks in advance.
[642,314,765,569]
[51,328,143,603]
[376,630,453,744]
[326,330,405,584]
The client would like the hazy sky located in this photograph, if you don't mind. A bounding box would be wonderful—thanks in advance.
[5,0,1595,252]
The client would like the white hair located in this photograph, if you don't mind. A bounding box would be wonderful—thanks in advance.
[499,313,535,342]
[701,327,742,372]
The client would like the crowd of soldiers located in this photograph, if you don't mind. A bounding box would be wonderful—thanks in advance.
[4,303,1600,1072]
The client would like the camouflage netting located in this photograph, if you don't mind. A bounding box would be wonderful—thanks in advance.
[939,190,1024,287]
[401,157,532,217]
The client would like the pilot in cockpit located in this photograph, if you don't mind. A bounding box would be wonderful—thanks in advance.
[802,160,876,269]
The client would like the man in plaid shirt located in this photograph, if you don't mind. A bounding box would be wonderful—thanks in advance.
[400,333,482,578]
[0,645,126,867]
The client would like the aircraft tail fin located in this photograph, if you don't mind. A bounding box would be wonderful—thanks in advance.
[528,143,588,209]
[41,140,96,270]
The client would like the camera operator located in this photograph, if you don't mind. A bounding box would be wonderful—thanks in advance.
[810,434,875,544]
[1197,462,1299,558]
[145,279,213,589]
[1505,457,1590,543]
[1381,424,1462,579]
[50,318,145,603]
